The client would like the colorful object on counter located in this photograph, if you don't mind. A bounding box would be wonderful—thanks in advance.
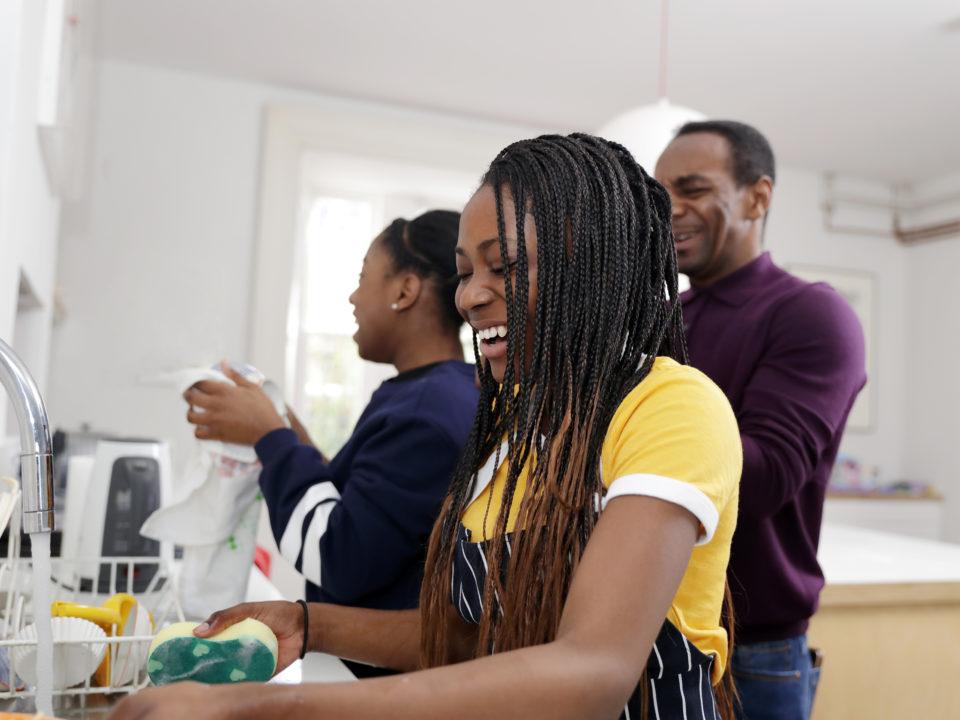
[0,647,25,691]
[827,454,939,499]
[50,593,154,686]
[146,619,278,686]
[10,616,106,690]
[828,454,877,492]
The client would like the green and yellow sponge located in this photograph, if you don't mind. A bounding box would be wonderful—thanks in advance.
[147,619,278,686]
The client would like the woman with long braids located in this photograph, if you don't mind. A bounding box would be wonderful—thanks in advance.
[112,134,742,720]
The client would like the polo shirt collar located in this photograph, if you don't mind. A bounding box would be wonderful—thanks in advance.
[682,252,775,307]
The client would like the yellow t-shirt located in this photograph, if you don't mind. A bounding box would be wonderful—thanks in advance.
[461,356,742,682]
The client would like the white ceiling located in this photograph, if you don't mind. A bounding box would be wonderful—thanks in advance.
[96,0,960,184]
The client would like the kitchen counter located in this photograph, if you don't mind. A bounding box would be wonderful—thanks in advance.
[823,494,945,540]
[272,652,356,686]
[818,522,960,585]
[809,523,960,720]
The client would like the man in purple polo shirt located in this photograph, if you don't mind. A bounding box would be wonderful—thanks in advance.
[655,120,866,720]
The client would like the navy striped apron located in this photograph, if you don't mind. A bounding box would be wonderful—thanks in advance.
[453,525,720,720]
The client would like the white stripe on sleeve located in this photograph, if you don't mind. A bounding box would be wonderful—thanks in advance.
[602,473,720,545]
[278,482,341,569]
[298,498,340,586]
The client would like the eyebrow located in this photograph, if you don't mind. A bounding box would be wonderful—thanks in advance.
[674,174,712,188]
[455,237,507,256]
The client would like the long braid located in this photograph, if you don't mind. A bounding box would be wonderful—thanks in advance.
[420,134,732,718]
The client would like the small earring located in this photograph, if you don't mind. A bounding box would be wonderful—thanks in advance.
[390,303,399,311]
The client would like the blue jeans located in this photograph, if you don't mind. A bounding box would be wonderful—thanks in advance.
[732,635,821,720]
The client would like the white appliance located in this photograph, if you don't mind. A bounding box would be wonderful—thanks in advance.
[60,440,173,594]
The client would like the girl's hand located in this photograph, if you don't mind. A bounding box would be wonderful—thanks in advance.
[194,601,306,675]
[183,363,285,445]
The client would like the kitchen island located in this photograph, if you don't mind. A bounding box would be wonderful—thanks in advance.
[809,524,960,719]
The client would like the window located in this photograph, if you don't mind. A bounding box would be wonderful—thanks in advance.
[293,196,383,453]
[288,153,477,455]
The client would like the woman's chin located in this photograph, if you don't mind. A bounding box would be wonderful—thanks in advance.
[486,359,506,384]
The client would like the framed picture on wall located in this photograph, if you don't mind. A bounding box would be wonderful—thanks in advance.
[787,264,874,432]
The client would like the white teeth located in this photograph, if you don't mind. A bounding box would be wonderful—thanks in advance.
[476,325,508,341]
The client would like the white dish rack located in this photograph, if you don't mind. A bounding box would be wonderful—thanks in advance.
[0,508,183,707]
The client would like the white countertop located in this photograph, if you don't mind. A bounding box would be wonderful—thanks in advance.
[818,523,960,585]
[272,652,357,685]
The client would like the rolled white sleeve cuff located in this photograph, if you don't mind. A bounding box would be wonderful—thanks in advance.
[602,473,720,546]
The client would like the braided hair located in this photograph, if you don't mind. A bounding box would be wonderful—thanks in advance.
[379,209,464,333]
[420,134,741,718]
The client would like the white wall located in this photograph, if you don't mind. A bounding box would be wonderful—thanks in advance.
[764,169,910,482]
[51,60,338,597]
[49,61,318,455]
[0,0,63,464]
[904,171,960,542]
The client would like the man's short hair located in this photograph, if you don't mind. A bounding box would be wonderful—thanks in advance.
[675,120,776,186]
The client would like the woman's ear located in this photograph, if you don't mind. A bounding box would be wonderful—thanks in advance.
[392,273,423,312]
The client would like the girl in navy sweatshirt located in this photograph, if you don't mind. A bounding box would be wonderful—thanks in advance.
[183,211,479,674]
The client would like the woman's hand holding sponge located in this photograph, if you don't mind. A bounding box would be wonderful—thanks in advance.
[147,602,306,686]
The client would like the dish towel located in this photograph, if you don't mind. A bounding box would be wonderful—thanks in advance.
[141,366,286,619]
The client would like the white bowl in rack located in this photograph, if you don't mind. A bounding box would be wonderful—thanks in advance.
[11,616,107,689]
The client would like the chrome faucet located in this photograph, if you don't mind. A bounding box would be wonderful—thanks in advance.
[0,337,54,534]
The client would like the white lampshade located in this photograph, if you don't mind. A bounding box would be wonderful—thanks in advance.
[597,98,705,175]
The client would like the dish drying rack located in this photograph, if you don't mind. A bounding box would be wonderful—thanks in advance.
[0,503,184,706]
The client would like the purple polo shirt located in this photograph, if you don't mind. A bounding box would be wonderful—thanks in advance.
[682,252,866,643]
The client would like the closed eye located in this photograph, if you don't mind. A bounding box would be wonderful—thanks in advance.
[492,261,518,276]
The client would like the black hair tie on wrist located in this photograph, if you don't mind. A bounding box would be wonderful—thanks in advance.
[296,599,309,659]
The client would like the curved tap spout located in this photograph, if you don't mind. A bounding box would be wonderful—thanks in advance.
[0,337,54,533]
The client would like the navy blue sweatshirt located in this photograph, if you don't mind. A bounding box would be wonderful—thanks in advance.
[255,360,478,610]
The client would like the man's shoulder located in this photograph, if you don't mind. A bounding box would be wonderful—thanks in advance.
[761,269,865,363]
[774,269,858,322]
